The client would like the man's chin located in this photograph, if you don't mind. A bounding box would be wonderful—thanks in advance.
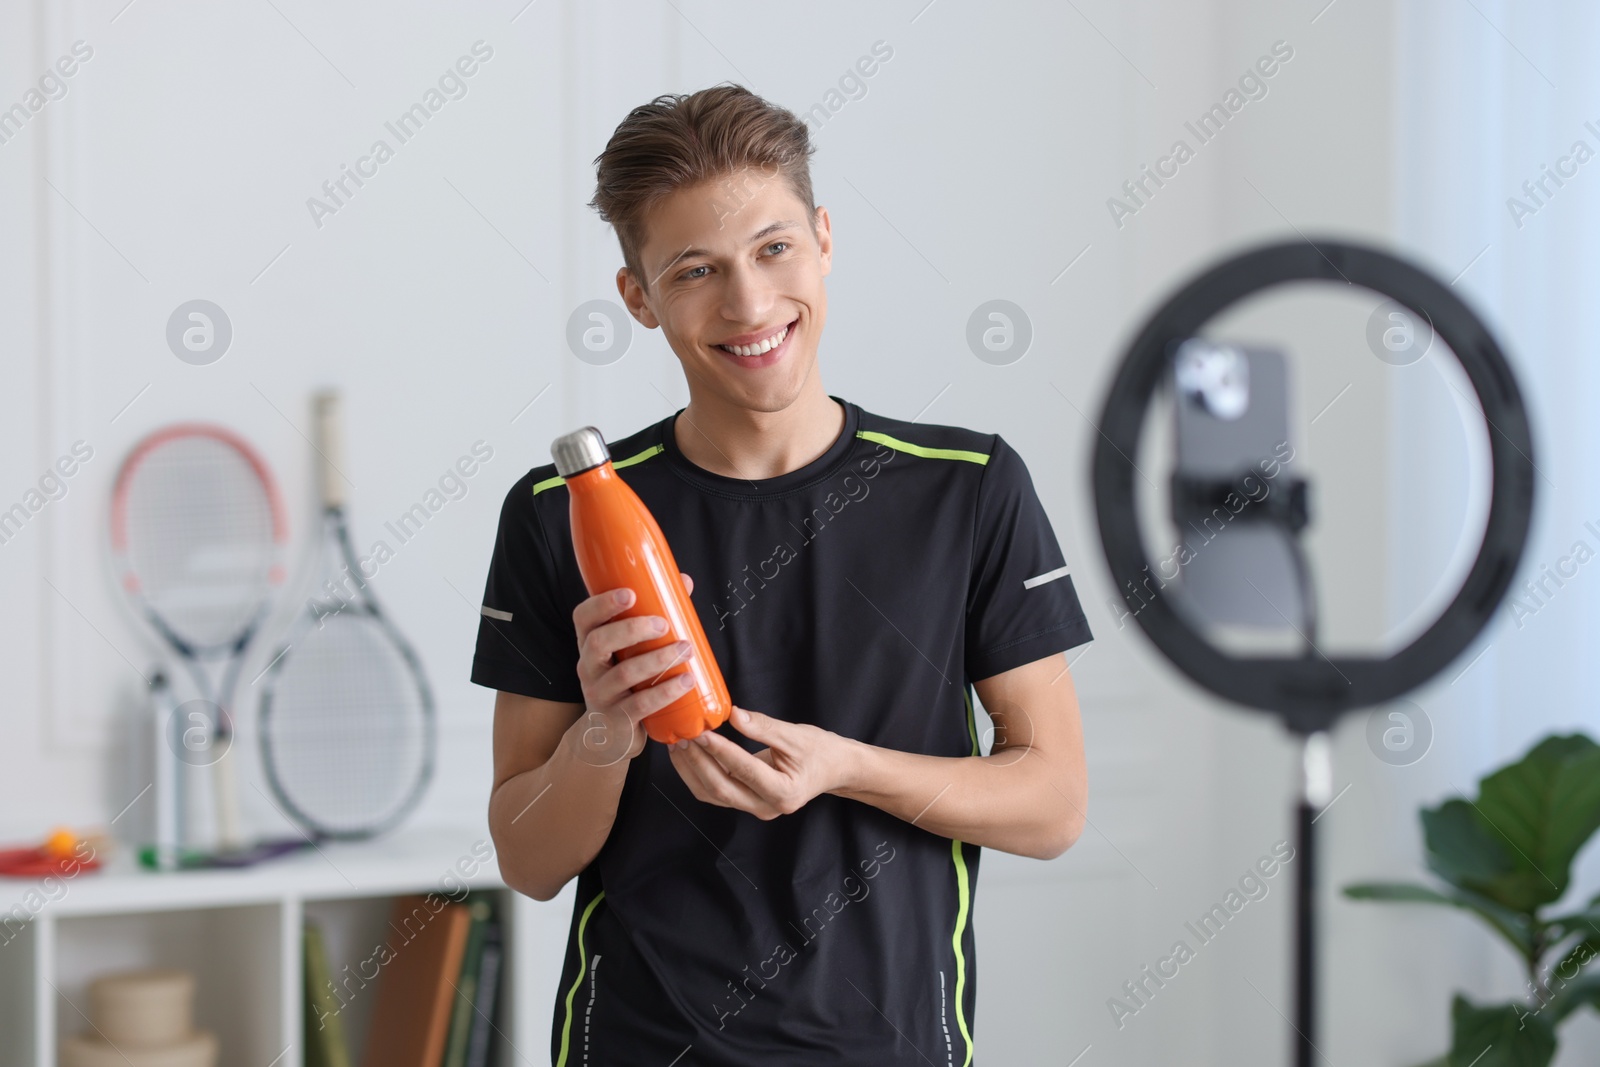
[705,364,814,414]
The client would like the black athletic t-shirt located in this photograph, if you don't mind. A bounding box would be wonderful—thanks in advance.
[471,396,1092,1066]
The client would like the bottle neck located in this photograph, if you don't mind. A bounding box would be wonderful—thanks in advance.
[564,460,615,491]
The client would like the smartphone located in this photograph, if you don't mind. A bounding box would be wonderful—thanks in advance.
[1167,340,1305,631]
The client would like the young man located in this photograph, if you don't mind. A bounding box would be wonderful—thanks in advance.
[473,85,1092,1066]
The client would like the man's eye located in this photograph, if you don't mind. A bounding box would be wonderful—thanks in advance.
[681,265,709,280]
[765,241,789,255]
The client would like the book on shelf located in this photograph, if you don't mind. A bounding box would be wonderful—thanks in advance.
[303,921,353,1067]
[362,894,474,1067]
[464,920,503,1067]
[442,895,496,1067]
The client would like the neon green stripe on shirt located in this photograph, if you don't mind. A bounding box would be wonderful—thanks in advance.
[950,838,976,1066]
[554,889,606,1067]
[532,442,665,496]
[856,429,990,466]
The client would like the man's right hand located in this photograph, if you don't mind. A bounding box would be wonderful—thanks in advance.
[569,573,697,768]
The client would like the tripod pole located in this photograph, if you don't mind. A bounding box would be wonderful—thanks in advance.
[1296,730,1332,1067]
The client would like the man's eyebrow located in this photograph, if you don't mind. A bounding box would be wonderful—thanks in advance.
[660,220,803,272]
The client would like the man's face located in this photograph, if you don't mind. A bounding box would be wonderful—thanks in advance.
[619,168,833,414]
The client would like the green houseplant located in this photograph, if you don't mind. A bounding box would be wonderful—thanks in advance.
[1344,734,1600,1067]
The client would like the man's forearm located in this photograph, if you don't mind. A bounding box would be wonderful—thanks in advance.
[828,737,1082,860]
[489,721,630,900]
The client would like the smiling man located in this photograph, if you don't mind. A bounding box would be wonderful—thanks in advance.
[474,85,1092,1066]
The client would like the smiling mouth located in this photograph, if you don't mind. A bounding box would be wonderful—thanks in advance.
[715,320,795,357]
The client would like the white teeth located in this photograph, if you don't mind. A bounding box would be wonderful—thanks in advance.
[722,324,788,357]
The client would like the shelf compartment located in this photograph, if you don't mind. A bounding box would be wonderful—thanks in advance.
[52,903,284,1065]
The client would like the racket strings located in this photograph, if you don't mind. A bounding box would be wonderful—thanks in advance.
[120,436,278,649]
[262,615,431,835]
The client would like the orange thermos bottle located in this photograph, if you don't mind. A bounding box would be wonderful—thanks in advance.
[552,426,731,744]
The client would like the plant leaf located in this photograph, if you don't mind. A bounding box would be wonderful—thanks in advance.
[1477,735,1600,904]
[1343,881,1535,957]
[1423,801,1522,899]
[1448,994,1556,1067]
[1344,881,1459,904]
[1546,904,1600,944]
[1547,967,1600,1023]
[1425,734,1600,912]
[1550,938,1599,981]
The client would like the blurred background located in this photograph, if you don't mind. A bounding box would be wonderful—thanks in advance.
[3,1,1599,1064]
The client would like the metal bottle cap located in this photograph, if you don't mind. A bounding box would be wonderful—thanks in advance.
[551,426,610,477]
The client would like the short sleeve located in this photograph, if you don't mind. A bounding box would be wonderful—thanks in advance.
[469,476,584,703]
[964,436,1093,682]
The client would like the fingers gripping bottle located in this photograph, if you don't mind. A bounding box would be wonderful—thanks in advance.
[552,426,731,744]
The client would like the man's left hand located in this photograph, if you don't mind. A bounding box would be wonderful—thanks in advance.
[667,706,852,820]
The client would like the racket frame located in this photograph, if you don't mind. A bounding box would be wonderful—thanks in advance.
[109,423,288,850]
[256,393,436,841]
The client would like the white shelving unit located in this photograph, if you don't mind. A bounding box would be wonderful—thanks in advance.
[0,827,573,1067]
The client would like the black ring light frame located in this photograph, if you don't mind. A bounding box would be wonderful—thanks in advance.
[1092,238,1537,735]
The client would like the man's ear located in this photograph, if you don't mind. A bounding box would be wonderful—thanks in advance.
[616,267,661,329]
[815,205,833,278]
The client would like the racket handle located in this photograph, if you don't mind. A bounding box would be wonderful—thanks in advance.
[149,671,180,871]
[313,390,346,510]
[213,747,245,850]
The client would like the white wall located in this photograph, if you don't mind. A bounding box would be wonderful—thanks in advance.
[1367,3,1600,1065]
[7,1,1594,1064]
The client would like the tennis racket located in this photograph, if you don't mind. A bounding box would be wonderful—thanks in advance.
[258,390,435,840]
[111,425,288,851]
